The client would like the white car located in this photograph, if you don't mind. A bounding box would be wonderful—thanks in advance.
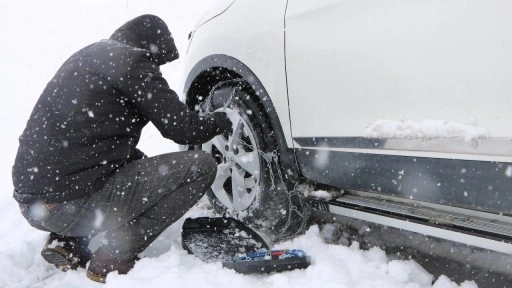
[182,0,512,264]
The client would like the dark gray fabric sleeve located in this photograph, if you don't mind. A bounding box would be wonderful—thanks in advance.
[119,54,220,145]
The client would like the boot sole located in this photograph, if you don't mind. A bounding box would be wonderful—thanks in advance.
[41,246,80,271]
[86,269,107,283]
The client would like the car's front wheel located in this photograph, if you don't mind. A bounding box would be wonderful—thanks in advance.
[200,83,309,241]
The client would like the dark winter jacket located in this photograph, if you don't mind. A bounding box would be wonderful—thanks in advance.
[13,15,222,204]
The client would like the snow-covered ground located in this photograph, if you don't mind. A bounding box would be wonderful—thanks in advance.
[0,1,478,287]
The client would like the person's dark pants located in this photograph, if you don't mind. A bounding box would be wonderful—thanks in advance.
[19,150,216,259]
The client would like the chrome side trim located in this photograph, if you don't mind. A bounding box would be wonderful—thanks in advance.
[296,146,512,162]
[348,190,512,224]
[294,137,512,157]
[328,204,512,255]
[337,195,512,238]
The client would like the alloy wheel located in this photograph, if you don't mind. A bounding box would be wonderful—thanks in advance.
[202,108,261,211]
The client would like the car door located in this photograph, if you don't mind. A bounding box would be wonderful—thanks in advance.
[285,0,512,155]
[284,0,512,213]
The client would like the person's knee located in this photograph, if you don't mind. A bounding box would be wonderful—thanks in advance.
[191,150,217,181]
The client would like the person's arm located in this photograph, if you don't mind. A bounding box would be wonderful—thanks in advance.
[118,53,229,145]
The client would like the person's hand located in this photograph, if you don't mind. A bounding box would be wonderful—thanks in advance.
[212,112,232,134]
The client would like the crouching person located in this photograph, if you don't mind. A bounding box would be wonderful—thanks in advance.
[12,15,230,283]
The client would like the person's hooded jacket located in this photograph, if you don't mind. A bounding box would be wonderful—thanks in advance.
[13,15,225,204]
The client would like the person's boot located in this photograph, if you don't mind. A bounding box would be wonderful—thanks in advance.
[41,232,92,271]
[86,247,138,283]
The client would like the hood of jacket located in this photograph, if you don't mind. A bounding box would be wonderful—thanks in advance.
[110,14,179,65]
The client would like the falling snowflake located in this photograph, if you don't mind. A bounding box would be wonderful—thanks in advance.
[505,165,512,178]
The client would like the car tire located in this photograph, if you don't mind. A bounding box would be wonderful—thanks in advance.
[199,82,310,242]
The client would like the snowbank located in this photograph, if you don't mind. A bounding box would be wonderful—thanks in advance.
[0,201,479,288]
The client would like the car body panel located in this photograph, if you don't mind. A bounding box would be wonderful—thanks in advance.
[182,0,294,146]
[296,148,512,214]
[285,0,512,159]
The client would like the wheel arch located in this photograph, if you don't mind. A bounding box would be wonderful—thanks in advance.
[183,54,301,186]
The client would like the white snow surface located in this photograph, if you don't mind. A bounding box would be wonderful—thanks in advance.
[0,0,478,287]
[305,190,333,201]
[365,119,489,143]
